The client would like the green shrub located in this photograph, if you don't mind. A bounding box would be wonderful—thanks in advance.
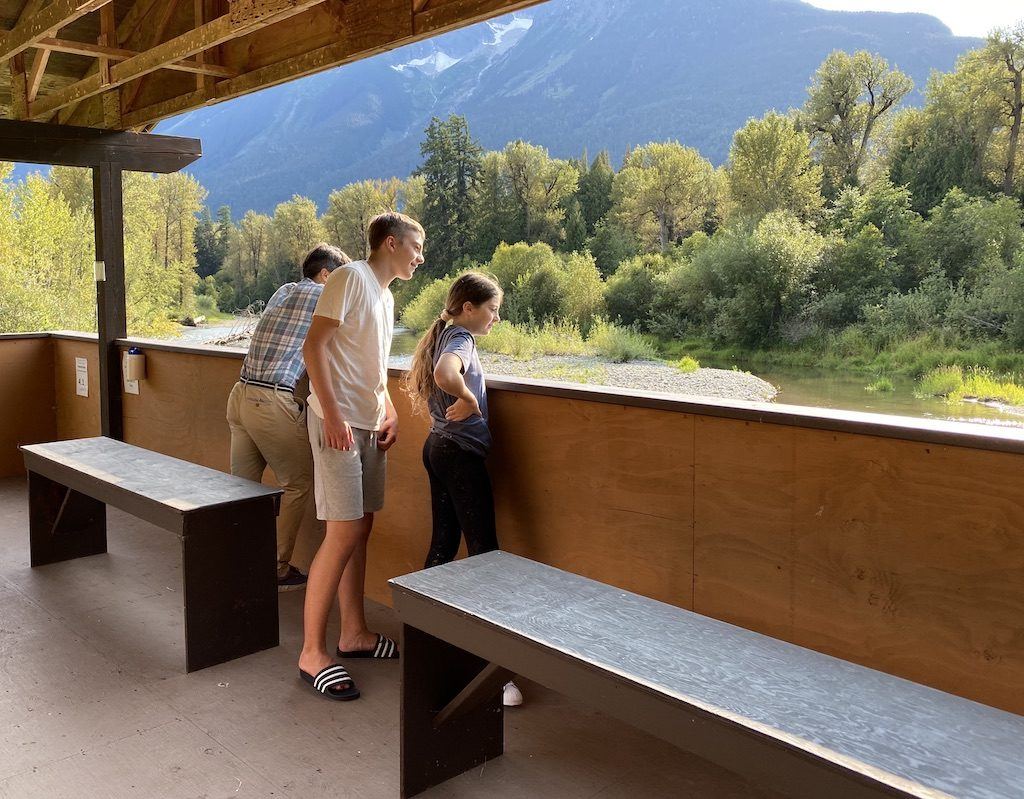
[587,320,659,362]
[477,321,589,360]
[559,251,605,334]
[401,275,455,331]
[674,356,700,373]
[605,255,666,328]
[865,377,894,392]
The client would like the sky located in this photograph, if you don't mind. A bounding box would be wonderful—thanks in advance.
[804,1,1022,38]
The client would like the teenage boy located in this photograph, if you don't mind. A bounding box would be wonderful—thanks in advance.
[227,243,350,590]
[297,212,424,700]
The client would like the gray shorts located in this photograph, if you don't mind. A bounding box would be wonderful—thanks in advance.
[307,412,386,521]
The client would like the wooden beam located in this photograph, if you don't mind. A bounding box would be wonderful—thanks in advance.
[34,37,238,76]
[0,0,112,62]
[412,0,431,11]
[9,53,28,119]
[121,0,181,113]
[0,118,202,172]
[6,0,48,118]
[98,3,120,127]
[26,47,51,102]
[30,0,325,119]
[59,0,164,125]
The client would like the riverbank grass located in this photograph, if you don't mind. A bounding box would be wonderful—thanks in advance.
[915,366,1024,407]
[478,320,658,363]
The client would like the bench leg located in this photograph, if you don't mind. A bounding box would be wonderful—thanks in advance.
[180,499,279,672]
[400,624,504,799]
[28,471,106,567]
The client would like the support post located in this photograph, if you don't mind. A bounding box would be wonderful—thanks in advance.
[92,161,126,440]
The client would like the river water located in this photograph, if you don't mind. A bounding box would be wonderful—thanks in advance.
[168,323,1024,429]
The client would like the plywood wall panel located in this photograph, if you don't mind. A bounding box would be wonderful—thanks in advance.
[53,339,100,440]
[0,338,57,477]
[486,391,695,609]
[693,416,797,642]
[789,430,1024,713]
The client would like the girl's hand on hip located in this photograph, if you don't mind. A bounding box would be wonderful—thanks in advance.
[445,397,481,422]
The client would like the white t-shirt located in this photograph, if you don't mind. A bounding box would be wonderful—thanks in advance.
[307,260,394,430]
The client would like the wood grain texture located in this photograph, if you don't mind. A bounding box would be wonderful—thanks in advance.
[53,337,100,441]
[121,347,241,471]
[393,552,1024,799]
[0,337,56,477]
[694,416,1024,714]
[487,390,694,607]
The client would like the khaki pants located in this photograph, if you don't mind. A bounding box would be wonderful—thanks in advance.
[226,381,313,578]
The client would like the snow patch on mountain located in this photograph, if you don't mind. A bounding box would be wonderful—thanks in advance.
[392,51,462,76]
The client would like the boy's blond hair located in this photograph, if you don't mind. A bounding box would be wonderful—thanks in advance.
[368,211,425,252]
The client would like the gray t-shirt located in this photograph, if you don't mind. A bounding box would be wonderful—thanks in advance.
[428,325,491,457]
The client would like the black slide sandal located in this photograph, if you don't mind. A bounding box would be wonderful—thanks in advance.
[299,664,360,700]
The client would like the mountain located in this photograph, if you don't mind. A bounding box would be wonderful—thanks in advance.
[155,0,981,215]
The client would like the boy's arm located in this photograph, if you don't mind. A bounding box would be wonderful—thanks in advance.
[434,353,480,422]
[377,387,399,451]
[304,315,353,450]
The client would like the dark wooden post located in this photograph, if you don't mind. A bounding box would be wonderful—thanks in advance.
[92,161,126,440]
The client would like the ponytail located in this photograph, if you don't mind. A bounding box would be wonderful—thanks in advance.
[405,317,448,416]
[403,271,502,416]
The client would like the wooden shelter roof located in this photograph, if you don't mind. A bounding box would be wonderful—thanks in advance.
[0,0,545,132]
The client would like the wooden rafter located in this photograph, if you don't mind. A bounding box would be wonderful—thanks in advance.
[121,0,181,114]
[7,0,49,118]
[60,0,177,125]
[412,0,432,12]
[0,0,112,62]
[33,38,238,77]
[26,44,49,101]
[31,0,327,120]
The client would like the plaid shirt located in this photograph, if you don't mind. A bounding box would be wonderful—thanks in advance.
[240,278,322,389]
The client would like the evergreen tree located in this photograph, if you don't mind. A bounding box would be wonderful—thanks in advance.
[417,115,483,275]
[215,205,233,265]
[194,207,220,278]
[577,150,615,234]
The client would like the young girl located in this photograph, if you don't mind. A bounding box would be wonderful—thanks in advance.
[405,272,523,707]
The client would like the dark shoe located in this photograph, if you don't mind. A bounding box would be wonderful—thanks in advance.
[337,633,399,659]
[299,664,360,701]
[278,565,307,592]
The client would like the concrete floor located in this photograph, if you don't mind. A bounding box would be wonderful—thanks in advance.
[0,476,782,799]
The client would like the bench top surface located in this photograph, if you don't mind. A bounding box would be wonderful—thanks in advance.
[391,551,1024,799]
[21,437,281,513]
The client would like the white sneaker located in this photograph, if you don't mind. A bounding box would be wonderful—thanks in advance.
[502,681,523,707]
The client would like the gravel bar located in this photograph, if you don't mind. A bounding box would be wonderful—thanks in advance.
[390,353,778,403]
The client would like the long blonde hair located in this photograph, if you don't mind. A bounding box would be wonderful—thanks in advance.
[404,272,502,416]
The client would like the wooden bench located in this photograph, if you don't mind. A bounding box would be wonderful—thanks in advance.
[390,551,1024,799]
[20,436,282,672]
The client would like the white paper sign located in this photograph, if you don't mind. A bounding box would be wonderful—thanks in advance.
[75,357,88,397]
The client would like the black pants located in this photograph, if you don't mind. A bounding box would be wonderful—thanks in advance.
[422,433,498,569]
